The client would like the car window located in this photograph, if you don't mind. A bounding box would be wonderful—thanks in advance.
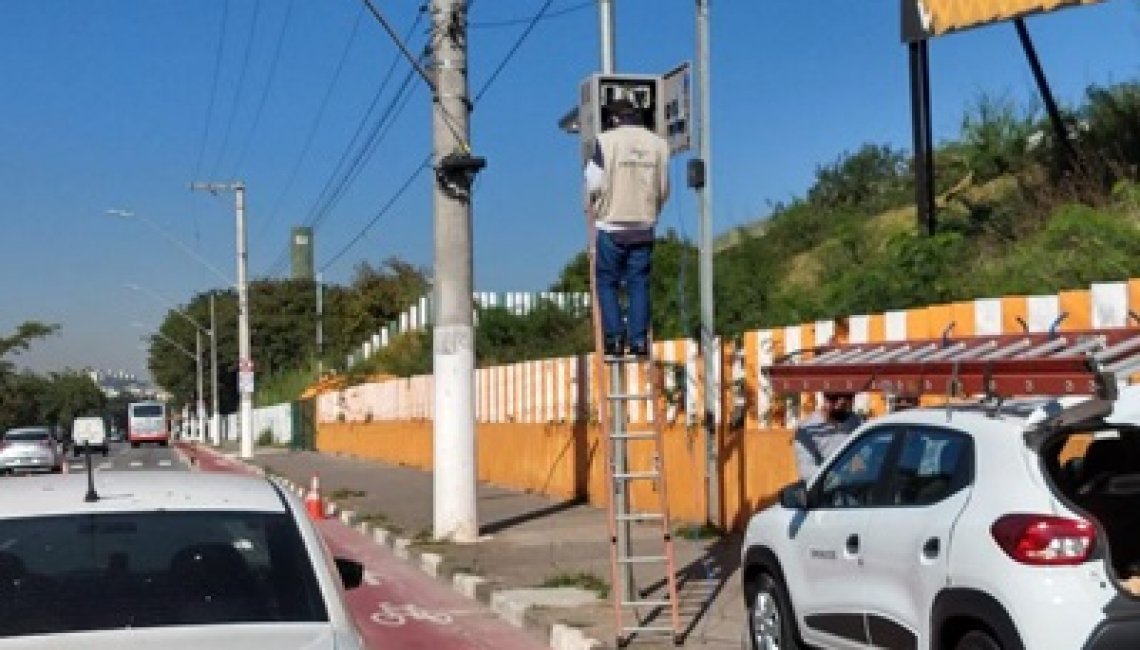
[816,428,897,509]
[0,510,328,637]
[889,427,971,506]
[3,430,50,443]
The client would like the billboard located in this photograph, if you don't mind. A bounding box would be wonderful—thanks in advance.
[902,0,1104,41]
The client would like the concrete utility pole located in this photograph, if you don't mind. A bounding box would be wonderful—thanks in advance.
[695,0,720,527]
[190,181,254,460]
[430,0,484,542]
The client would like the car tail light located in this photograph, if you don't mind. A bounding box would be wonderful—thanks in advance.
[991,514,1095,566]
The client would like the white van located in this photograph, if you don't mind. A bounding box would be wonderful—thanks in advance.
[71,416,109,457]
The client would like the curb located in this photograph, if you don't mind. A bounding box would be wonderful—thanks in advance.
[183,445,606,650]
[273,475,607,650]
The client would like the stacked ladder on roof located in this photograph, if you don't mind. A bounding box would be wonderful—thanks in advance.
[763,327,1140,400]
[585,224,681,648]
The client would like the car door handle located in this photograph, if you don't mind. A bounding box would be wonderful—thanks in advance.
[922,537,941,559]
[846,534,860,554]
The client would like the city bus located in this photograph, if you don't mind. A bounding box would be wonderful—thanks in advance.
[127,401,169,447]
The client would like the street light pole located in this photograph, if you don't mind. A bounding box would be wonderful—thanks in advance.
[210,293,220,445]
[695,0,720,527]
[137,327,203,440]
[190,181,253,460]
[124,282,220,447]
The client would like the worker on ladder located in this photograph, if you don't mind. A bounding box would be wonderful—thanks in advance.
[584,97,672,358]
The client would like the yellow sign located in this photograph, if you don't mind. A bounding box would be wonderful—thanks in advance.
[902,0,1104,41]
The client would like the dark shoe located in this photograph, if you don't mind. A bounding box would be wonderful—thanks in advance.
[628,340,650,358]
[604,337,625,357]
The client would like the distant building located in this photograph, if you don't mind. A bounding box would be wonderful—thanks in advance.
[86,369,169,401]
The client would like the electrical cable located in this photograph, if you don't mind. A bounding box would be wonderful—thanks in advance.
[473,0,557,103]
[253,4,368,247]
[320,155,432,272]
[470,0,591,29]
[261,7,426,276]
[227,0,296,177]
[265,69,420,277]
[208,0,264,179]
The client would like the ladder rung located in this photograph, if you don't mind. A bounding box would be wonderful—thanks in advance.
[608,393,653,401]
[617,555,668,564]
[622,625,676,634]
[603,356,650,364]
[613,471,660,480]
[611,432,657,440]
[616,513,664,521]
[621,599,671,608]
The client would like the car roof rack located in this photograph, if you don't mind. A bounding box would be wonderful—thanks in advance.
[764,327,1140,402]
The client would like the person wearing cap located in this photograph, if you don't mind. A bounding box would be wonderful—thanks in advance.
[793,392,864,482]
[583,98,671,358]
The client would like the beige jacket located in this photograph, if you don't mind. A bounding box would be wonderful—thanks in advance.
[587,125,670,227]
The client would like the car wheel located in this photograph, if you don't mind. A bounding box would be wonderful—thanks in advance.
[748,572,800,650]
[955,630,1002,650]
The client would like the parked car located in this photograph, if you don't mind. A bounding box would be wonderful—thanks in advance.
[0,426,63,475]
[741,387,1140,650]
[0,470,366,647]
[72,415,110,456]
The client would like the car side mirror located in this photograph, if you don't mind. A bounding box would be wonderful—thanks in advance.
[779,481,810,510]
[335,557,364,590]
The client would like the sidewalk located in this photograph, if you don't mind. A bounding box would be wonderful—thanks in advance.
[185,440,746,650]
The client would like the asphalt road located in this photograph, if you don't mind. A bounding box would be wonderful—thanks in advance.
[61,440,185,474]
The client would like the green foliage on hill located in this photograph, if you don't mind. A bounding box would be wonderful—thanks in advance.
[710,82,1140,335]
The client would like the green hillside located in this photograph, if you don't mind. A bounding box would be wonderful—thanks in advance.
[709,84,1140,336]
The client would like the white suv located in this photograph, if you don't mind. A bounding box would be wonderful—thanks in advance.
[741,386,1140,650]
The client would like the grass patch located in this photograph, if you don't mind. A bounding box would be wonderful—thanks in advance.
[330,488,366,500]
[675,522,723,539]
[540,571,610,599]
[356,512,390,527]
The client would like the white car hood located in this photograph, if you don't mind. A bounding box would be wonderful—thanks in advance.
[0,623,361,650]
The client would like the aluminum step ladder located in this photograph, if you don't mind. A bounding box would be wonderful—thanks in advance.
[585,222,681,647]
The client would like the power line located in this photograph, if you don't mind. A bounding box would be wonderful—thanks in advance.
[320,155,432,272]
[359,0,436,92]
[208,0,264,179]
[470,0,591,28]
[474,0,557,102]
[253,4,368,247]
[227,0,296,177]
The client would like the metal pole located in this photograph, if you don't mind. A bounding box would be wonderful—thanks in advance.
[210,293,220,446]
[195,329,205,442]
[316,273,324,374]
[695,0,720,527]
[1014,18,1077,167]
[598,0,615,73]
[908,40,936,235]
[431,0,477,543]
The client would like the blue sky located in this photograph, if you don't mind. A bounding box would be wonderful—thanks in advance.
[1,0,1137,379]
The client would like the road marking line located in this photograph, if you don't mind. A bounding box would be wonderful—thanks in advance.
[129,461,143,467]
[158,460,172,467]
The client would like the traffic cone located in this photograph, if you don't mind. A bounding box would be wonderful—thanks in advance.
[305,474,325,520]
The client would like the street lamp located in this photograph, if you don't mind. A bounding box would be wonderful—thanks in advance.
[108,208,228,449]
[134,325,204,443]
[125,284,220,447]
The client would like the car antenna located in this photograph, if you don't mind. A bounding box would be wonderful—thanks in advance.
[82,441,99,503]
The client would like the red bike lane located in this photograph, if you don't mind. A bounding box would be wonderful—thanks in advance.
[178,444,549,650]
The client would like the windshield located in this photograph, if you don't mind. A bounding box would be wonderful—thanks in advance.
[3,430,50,443]
[0,510,328,636]
[130,404,164,418]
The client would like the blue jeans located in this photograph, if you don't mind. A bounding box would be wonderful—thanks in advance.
[594,230,653,346]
